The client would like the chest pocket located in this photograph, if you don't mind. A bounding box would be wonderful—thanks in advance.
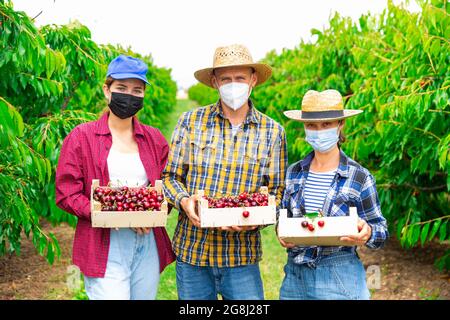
[191,137,218,169]
[244,140,270,169]
[329,193,354,217]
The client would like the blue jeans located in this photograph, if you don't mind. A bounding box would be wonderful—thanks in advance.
[84,228,160,300]
[280,251,370,300]
[176,259,264,300]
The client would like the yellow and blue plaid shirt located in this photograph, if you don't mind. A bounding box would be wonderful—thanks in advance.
[162,99,287,267]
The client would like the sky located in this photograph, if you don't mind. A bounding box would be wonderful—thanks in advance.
[13,0,420,89]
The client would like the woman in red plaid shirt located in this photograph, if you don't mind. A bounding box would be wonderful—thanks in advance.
[55,55,175,300]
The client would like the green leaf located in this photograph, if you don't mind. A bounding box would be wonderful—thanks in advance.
[410,224,421,246]
[430,38,440,57]
[420,223,430,246]
[428,219,442,241]
[439,220,448,242]
[305,212,319,219]
[46,242,54,264]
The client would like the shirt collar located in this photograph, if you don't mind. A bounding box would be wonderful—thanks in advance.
[95,111,145,137]
[209,99,261,127]
[301,149,349,178]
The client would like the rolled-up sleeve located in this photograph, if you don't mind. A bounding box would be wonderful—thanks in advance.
[55,128,91,221]
[267,127,287,209]
[357,174,389,249]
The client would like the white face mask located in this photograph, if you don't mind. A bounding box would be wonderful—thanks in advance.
[305,127,340,153]
[217,80,252,111]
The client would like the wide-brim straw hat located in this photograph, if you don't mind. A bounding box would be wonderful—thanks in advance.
[284,89,363,122]
[194,44,272,88]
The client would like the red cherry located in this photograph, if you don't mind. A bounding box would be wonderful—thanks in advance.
[117,206,124,211]
[238,192,248,201]
[157,195,164,202]
[242,210,250,218]
[318,220,325,228]
[307,224,315,231]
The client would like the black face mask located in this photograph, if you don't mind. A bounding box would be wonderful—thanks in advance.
[108,92,144,119]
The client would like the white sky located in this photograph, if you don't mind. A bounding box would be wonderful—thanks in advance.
[13,0,420,89]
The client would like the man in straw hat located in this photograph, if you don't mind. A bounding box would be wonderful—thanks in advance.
[278,89,388,300]
[163,44,287,300]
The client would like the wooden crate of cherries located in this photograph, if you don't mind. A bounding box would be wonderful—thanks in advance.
[90,179,168,228]
[277,207,359,246]
[197,187,276,228]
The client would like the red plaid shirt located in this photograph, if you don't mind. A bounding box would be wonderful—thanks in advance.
[55,112,175,277]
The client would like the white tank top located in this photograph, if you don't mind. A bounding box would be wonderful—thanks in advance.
[107,147,149,188]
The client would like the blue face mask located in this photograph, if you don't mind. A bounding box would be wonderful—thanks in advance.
[305,127,339,153]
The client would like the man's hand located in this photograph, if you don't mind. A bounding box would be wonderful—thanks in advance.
[340,218,372,246]
[131,227,152,235]
[218,225,258,232]
[180,195,201,228]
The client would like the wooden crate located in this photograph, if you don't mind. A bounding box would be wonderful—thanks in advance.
[197,187,276,228]
[278,207,359,246]
[90,179,168,228]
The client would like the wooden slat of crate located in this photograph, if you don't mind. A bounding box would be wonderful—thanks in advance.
[90,179,168,228]
[197,187,276,228]
[278,207,359,246]
[199,205,276,228]
[91,210,168,228]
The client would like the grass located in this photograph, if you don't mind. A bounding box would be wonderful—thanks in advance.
[159,99,196,141]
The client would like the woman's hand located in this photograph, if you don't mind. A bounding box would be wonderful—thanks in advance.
[340,218,372,246]
[277,236,296,249]
[132,227,152,235]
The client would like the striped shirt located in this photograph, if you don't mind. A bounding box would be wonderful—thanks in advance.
[304,170,336,213]
[163,99,287,267]
[281,150,389,266]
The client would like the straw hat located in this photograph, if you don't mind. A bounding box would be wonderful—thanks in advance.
[283,89,363,122]
[194,44,272,88]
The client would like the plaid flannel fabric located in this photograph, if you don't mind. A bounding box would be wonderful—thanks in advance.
[282,150,388,266]
[163,100,287,267]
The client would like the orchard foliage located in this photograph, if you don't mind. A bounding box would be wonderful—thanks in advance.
[189,1,450,269]
[0,1,177,263]
[188,82,218,107]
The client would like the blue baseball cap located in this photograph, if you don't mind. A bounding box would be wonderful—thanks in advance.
[106,55,150,85]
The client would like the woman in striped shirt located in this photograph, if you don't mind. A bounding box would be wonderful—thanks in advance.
[278,89,388,300]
